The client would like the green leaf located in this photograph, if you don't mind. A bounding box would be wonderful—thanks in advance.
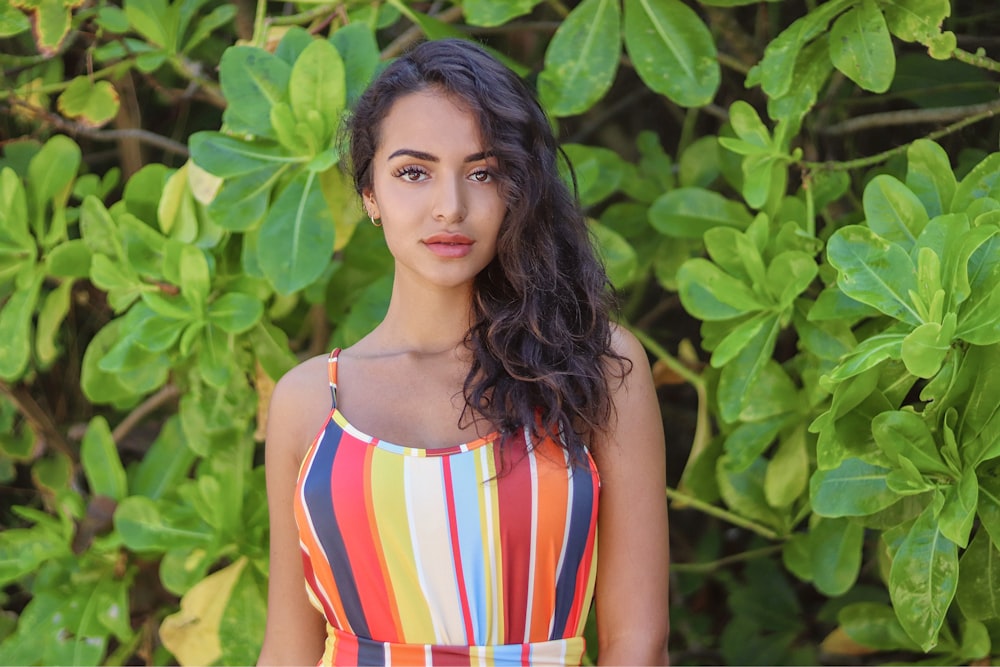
[938,466,977,549]
[828,0,895,93]
[591,221,637,289]
[871,410,950,475]
[764,423,809,509]
[956,529,1000,621]
[952,153,1000,213]
[289,38,345,147]
[35,279,72,367]
[0,168,33,255]
[130,417,196,500]
[827,225,921,324]
[81,318,169,406]
[249,322,297,381]
[724,414,792,472]
[189,132,297,178]
[765,251,817,309]
[21,0,78,55]
[329,23,380,107]
[0,271,42,381]
[56,77,119,127]
[183,3,236,54]
[889,497,958,651]
[208,164,289,232]
[649,187,752,239]
[0,3,31,37]
[826,331,906,382]
[752,0,852,98]
[717,315,781,424]
[0,528,67,586]
[838,602,920,652]
[257,171,335,295]
[219,46,291,139]
[623,0,720,107]
[44,239,91,278]
[207,292,264,334]
[811,458,899,517]
[677,258,767,320]
[810,517,864,596]
[462,0,540,26]
[115,496,212,552]
[863,174,930,246]
[27,134,80,237]
[880,0,950,43]
[717,455,786,532]
[125,0,170,49]
[179,245,210,313]
[538,0,620,117]
[900,317,954,378]
[198,325,232,387]
[562,144,626,207]
[80,416,127,501]
[711,312,775,368]
[767,37,833,124]
[905,140,956,219]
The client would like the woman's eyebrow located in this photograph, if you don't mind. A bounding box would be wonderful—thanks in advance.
[386,149,494,162]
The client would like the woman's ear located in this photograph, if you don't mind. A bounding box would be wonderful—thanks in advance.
[362,189,381,220]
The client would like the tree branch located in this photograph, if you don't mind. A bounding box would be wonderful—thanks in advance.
[6,98,190,157]
[818,98,1000,136]
[0,380,73,461]
[804,99,1000,172]
[111,384,181,445]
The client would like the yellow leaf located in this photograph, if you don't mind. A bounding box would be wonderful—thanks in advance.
[187,159,223,205]
[160,556,247,666]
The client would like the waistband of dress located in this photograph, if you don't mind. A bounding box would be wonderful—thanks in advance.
[320,625,586,666]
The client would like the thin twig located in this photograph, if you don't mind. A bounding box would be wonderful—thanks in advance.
[670,545,785,574]
[666,486,782,541]
[0,380,73,461]
[952,46,1000,73]
[804,99,1000,172]
[6,98,190,157]
[111,384,181,445]
[629,326,705,389]
[818,98,1000,136]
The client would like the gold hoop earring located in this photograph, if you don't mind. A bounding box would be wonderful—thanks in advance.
[369,214,382,227]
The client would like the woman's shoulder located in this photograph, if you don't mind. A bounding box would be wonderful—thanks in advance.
[266,351,336,462]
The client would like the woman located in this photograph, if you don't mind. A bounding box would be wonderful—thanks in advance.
[258,38,669,666]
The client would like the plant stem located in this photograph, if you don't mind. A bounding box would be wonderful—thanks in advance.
[252,0,268,46]
[629,327,705,390]
[266,4,340,28]
[671,545,785,574]
[112,384,181,444]
[803,99,1000,172]
[952,46,1000,73]
[14,63,125,96]
[666,486,781,541]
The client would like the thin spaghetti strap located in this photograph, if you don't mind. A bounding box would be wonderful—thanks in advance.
[327,349,341,409]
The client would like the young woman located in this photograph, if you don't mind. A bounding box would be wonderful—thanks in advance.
[258,39,669,666]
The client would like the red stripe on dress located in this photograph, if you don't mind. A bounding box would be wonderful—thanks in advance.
[496,434,534,643]
[330,433,395,639]
[442,457,476,643]
[430,644,472,666]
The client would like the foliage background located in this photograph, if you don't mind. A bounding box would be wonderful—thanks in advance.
[1,0,1000,664]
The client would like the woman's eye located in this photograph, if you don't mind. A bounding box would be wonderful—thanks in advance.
[396,166,427,181]
[470,169,492,183]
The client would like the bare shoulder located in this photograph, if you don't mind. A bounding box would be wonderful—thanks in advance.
[608,322,648,369]
[266,352,335,465]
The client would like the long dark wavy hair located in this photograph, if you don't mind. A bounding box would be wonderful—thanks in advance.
[346,38,628,462]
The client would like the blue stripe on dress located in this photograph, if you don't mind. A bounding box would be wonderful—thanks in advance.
[549,463,595,638]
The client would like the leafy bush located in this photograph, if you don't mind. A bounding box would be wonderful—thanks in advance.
[1,0,999,664]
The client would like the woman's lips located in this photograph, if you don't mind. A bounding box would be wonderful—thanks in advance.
[423,233,474,257]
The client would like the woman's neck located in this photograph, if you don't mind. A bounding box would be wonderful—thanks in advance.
[370,278,475,356]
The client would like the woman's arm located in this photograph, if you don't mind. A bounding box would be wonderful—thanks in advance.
[258,363,328,666]
[591,327,671,666]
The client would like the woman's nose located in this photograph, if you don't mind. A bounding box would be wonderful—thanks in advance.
[433,175,467,223]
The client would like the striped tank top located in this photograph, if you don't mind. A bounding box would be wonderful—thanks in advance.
[294,349,601,666]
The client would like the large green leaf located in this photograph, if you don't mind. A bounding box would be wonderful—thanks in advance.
[538,0,620,117]
[938,466,978,548]
[717,315,781,424]
[871,410,950,476]
[591,221,637,288]
[207,292,264,335]
[957,529,1000,620]
[810,517,864,596]
[257,171,335,295]
[750,0,852,98]
[811,458,899,517]
[828,0,895,93]
[863,175,929,246]
[717,455,787,532]
[462,0,540,26]
[905,140,956,219]
[189,132,297,178]
[676,258,768,320]
[952,153,1000,213]
[827,225,922,324]
[880,0,951,43]
[649,187,751,239]
[889,497,958,651]
[838,602,920,652]
[623,0,719,107]
[329,22,380,107]
[114,496,213,552]
[289,38,345,147]
[0,271,42,381]
[218,46,291,139]
[80,416,127,501]
[764,424,809,509]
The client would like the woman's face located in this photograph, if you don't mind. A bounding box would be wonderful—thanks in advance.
[364,89,506,292]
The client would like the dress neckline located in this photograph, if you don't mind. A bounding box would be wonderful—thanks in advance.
[328,349,501,457]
